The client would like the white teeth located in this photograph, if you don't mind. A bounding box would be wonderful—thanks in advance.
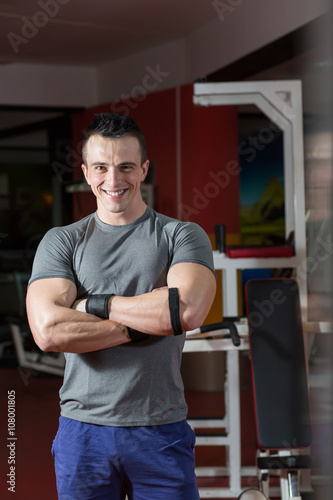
[105,189,125,197]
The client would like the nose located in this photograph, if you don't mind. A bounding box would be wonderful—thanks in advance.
[105,167,122,187]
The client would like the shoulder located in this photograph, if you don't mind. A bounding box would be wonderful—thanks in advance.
[148,208,202,235]
[41,213,94,248]
[29,214,96,286]
[148,209,211,250]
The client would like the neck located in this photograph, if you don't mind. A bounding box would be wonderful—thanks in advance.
[97,201,147,226]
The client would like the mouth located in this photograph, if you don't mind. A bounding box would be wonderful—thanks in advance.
[103,189,128,198]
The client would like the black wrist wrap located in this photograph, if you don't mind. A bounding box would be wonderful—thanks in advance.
[85,294,114,319]
[126,327,149,343]
[169,287,183,336]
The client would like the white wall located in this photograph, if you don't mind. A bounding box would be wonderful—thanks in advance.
[96,0,329,105]
[186,0,330,79]
[0,63,98,108]
[96,38,188,105]
[0,0,329,108]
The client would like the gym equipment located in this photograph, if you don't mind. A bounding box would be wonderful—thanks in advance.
[185,318,249,498]
[238,489,268,499]
[0,271,65,376]
[187,318,241,346]
[244,278,312,500]
[192,81,313,497]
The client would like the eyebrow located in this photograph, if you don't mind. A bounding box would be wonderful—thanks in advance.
[90,161,137,167]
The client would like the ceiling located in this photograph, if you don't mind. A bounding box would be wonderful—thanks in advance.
[0,0,219,66]
[0,0,222,133]
[0,3,331,136]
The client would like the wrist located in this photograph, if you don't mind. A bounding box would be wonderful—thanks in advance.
[85,294,115,319]
[72,299,87,313]
[107,294,116,318]
[126,326,149,343]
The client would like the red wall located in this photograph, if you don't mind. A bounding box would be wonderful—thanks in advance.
[116,88,178,218]
[179,85,239,234]
[70,83,240,237]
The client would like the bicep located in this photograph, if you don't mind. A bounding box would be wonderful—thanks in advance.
[26,278,77,327]
[167,262,216,294]
[167,262,216,328]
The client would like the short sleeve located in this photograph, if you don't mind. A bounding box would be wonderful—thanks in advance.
[28,227,76,286]
[170,222,216,277]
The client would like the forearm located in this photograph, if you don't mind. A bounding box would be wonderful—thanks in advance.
[72,290,173,336]
[109,286,207,336]
[106,263,216,335]
[72,263,216,338]
[109,289,174,336]
[28,304,130,354]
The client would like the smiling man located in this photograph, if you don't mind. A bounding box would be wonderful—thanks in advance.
[26,113,216,500]
[82,133,149,225]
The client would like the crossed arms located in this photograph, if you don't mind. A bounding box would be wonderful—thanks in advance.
[26,262,216,354]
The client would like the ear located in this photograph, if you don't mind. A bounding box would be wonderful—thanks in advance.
[141,160,150,182]
[81,163,91,185]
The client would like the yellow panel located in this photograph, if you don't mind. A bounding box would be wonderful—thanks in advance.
[203,269,223,325]
[208,232,241,250]
[206,233,243,321]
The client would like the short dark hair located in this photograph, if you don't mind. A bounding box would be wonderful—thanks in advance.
[82,113,147,165]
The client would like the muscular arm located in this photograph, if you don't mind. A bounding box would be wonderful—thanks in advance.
[26,278,130,353]
[76,262,215,336]
[110,263,216,335]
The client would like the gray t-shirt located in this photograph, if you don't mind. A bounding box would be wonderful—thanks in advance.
[29,207,215,426]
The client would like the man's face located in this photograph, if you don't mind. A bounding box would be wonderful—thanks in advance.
[82,134,149,225]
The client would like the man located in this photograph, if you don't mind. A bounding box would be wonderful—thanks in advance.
[26,112,216,500]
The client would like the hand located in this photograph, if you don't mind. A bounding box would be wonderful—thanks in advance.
[71,298,87,313]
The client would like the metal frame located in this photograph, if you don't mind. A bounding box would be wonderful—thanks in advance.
[189,81,308,498]
[0,271,66,377]
[185,320,330,499]
[10,322,65,377]
[185,330,250,498]
[193,80,307,317]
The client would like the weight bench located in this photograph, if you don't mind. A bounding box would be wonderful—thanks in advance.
[0,271,65,377]
[240,278,312,500]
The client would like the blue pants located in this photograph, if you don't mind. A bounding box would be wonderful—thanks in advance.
[52,417,200,500]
